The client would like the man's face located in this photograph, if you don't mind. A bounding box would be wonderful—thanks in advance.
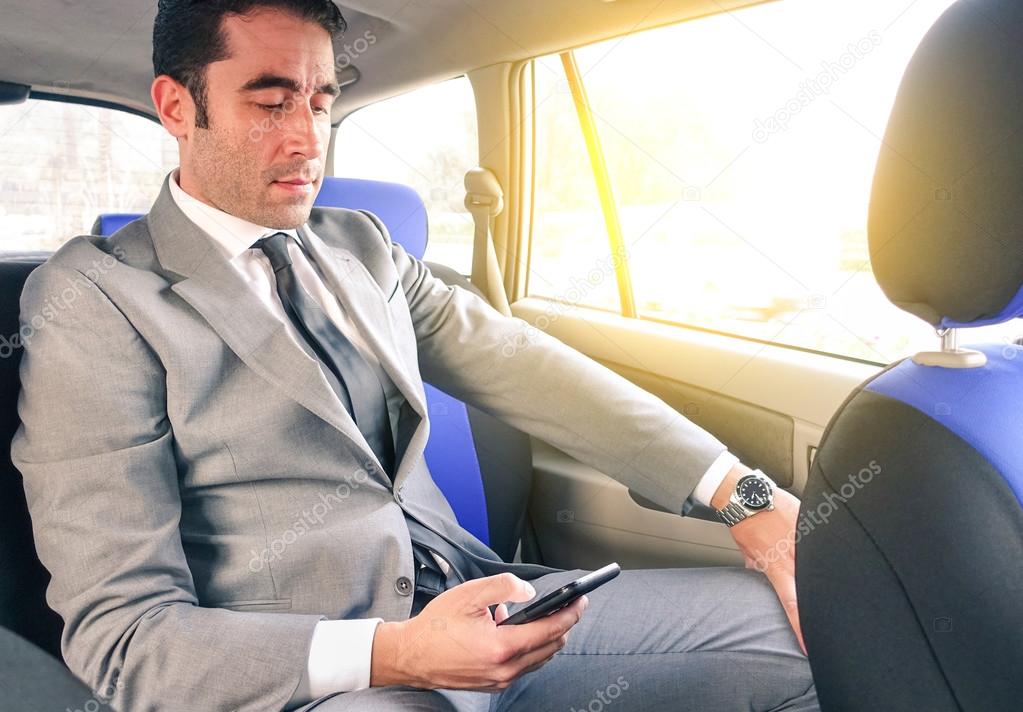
[180,10,338,229]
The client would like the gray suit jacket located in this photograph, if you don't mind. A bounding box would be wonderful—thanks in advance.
[11,179,725,712]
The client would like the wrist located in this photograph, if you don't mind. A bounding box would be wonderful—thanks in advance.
[710,462,752,511]
[370,621,411,688]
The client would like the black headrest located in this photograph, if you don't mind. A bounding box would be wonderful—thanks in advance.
[869,0,1023,328]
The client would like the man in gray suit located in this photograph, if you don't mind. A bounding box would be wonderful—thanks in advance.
[12,1,817,710]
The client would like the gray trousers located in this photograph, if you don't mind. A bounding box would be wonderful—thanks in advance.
[300,567,818,712]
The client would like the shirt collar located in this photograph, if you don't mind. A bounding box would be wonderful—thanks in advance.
[168,169,299,260]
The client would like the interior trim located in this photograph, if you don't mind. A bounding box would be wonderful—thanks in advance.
[512,297,877,429]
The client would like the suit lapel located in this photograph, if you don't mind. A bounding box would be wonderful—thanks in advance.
[174,255,383,462]
[298,226,426,416]
[298,226,429,485]
[146,179,408,485]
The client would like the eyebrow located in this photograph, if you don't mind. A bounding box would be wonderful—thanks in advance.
[240,74,341,97]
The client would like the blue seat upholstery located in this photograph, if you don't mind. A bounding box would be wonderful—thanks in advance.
[316,176,428,262]
[92,177,496,548]
[864,344,1023,505]
[94,213,142,236]
[796,1,1023,709]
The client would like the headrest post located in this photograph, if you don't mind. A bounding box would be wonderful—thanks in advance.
[939,328,958,353]
[912,327,987,369]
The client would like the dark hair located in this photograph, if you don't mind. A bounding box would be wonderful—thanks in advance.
[153,0,346,128]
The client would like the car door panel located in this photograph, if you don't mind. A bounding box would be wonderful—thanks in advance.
[514,297,877,569]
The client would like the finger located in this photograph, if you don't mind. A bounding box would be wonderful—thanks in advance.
[458,573,536,613]
[520,654,557,677]
[497,595,587,652]
[504,635,566,678]
[493,603,510,625]
[766,568,805,655]
[785,601,806,656]
[781,596,805,655]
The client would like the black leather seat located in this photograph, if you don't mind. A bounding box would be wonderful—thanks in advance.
[0,254,92,706]
[0,255,63,660]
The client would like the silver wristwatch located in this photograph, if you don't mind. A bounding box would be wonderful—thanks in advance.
[715,470,776,527]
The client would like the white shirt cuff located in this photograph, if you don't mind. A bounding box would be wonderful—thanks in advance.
[691,451,740,507]
[290,618,384,707]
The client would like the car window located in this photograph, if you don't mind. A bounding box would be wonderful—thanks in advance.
[334,77,479,275]
[527,0,1021,363]
[0,98,177,252]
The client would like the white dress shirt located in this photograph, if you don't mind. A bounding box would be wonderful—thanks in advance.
[168,171,737,706]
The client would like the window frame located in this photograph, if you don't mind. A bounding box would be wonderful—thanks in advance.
[0,92,180,253]
[330,75,481,275]
[28,91,161,124]
[521,20,909,369]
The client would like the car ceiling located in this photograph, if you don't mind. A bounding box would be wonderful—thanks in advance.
[0,0,769,122]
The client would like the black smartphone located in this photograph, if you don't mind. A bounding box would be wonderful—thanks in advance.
[497,563,621,626]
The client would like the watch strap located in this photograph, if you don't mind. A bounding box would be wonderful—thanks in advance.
[717,500,750,527]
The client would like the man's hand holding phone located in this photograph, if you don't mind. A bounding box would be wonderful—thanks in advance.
[370,572,588,692]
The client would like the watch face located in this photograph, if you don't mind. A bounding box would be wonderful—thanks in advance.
[737,475,772,510]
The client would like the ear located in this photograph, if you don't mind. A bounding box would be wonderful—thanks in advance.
[151,75,194,139]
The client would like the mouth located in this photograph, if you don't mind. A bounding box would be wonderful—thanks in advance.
[271,176,317,195]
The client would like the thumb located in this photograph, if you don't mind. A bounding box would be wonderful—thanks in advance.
[460,573,536,613]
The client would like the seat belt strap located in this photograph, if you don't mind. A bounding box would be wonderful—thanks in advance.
[464,167,513,317]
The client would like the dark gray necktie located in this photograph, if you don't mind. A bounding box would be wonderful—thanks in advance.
[252,232,396,478]
[254,233,560,609]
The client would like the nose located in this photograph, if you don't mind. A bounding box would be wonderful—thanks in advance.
[280,100,325,163]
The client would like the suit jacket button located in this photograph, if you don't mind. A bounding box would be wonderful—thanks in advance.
[395,489,405,504]
[394,576,413,596]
